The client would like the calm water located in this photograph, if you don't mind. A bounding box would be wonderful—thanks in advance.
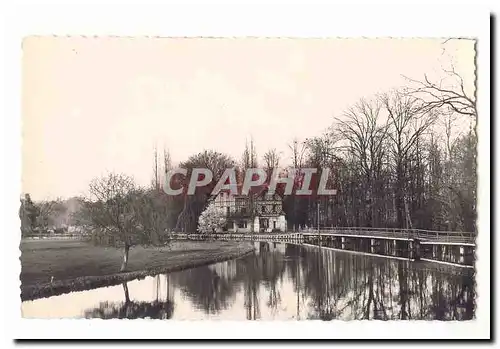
[21,242,475,320]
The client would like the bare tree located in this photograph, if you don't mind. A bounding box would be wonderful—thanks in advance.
[249,137,258,168]
[288,137,307,170]
[36,200,58,231]
[284,138,308,230]
[242,141,251,172]
[262,148,281,179]
[302,135,340,228]
[335,98,389,227]
[163,147,172,174]
[143,146,173,242]
[403,64,476,129]
[380,91,437,228]
[81,173,148,272]
[152,145,160,191]
[241,137,258,172]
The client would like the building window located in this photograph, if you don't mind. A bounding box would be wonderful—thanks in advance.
[226,207,230,216]
[238,221,247,228]
[272,204,276,213]
[262,206,266,213]
[273,221,277,229]
[236,197,248,215]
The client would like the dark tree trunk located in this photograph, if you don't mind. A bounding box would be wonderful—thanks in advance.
[122,282,131,303]
[120,243,130,272]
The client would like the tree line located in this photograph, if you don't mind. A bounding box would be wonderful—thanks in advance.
[286,87,476,233]
[19,64,477,271]
[19,195,84,235]
[172,66,477,234]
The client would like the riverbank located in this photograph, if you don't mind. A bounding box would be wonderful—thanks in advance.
[20,239,255,301]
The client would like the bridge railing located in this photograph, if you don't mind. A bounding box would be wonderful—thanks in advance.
[301,226,475,244]
[22,233,90,240]
[169,228,476,244]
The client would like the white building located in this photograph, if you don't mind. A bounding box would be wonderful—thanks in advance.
[212,184,287,233]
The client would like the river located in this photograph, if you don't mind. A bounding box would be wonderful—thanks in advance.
[21,241,474,320]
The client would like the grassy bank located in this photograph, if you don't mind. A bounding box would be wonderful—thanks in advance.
[20,239,255,301]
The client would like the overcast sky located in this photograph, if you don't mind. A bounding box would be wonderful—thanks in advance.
[22,37,475,201]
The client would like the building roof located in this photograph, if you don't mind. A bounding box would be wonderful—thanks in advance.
[218,182,286,198]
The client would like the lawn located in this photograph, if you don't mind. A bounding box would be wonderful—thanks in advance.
[20,239,254,300]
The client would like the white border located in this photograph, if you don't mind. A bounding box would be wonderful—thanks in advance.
[2,0,493,341]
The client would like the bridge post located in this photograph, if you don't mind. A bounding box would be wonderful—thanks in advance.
[460,246,465,263]
[459,246,465,264]
[413,239,420,261]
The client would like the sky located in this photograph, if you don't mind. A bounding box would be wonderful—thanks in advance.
[21,37,475,201]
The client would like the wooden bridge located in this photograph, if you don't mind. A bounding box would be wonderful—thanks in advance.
[171,227,475,265]
[171,226,475,247]
[300,227,475,263]
[300,227,476,246]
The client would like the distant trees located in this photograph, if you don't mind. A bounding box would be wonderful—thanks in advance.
[19,194,71,235]
[35,200,58,231]
[403,65,477,232]
[442,129,477,232]
[19,193,37,236]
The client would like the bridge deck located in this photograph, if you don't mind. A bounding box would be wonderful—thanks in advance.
[302,232,411,241]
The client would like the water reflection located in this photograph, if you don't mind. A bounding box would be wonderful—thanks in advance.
[21,242,475,320]
[84,280,175,319]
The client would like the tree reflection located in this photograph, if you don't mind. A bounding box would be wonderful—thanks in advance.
[163,242,289,319]
[259,242,286,316]
[168,264,236,314]
[83,280,175,319]
[293,246,475,320]
[236,242,284,319]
